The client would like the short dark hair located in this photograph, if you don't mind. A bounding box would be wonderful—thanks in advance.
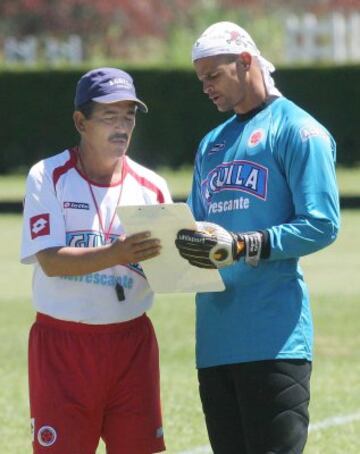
[76,100,96,119]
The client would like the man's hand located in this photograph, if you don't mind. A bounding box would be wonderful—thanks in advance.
[36,232,161,277]
[175,221,263,268]
[112,232,161,265]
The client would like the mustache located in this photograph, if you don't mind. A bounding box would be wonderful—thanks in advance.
[109,133,128,141]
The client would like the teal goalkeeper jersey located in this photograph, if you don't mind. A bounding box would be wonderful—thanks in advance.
[188,96,340,369]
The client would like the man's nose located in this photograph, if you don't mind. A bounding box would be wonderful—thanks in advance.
[113,118,127,129]
[203,80,212,95]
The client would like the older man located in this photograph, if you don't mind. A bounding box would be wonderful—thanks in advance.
[21,67,171,453]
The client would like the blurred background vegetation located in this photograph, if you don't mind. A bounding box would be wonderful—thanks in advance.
[0,0,359,67]
[0,0,359,178]
[1,4,360,452]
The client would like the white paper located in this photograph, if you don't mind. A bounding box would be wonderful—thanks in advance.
[117,203,225,293]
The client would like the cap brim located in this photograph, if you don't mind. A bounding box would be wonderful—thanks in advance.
[92,93,148,113]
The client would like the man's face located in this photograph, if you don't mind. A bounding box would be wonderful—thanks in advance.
[194,54,248,113]
[80,100,137,157]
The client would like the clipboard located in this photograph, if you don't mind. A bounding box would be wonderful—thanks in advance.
[117,203,225,293]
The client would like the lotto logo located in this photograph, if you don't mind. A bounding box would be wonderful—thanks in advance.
[30,214,50,239]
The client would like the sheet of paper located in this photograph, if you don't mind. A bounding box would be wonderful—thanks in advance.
[117,203,225,293]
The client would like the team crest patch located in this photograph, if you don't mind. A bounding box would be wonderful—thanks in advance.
[37,425,57,447]
[30,213,50,239]
[248,129,265,147]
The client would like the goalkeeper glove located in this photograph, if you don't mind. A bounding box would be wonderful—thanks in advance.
[175,221,268,269]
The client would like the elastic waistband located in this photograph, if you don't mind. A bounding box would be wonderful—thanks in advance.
[35,312,147,334]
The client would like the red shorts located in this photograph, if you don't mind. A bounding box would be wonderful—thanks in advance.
[28,313,165,454]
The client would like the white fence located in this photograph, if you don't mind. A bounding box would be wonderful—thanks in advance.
[3,12,360,66]
[285,12,360,63]
[4,35,83,65]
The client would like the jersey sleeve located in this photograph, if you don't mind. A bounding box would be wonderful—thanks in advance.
[187,141,208,220]
[20,161,67,264]
[158,175,173,204]
[267,120,340,260]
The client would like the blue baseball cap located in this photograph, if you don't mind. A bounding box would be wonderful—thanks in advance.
[74,67,148,113]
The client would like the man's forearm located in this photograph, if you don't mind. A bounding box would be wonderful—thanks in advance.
[36,232,161,277]
[36,245,119,277]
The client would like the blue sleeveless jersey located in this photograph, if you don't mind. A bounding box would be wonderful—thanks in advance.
[188,97,340,368]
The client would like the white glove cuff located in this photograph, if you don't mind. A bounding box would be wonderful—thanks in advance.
[242,232,263,267]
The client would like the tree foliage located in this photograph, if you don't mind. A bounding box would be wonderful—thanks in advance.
[0,0,199,60]
[0,0,194,36]
[0,0,358,64]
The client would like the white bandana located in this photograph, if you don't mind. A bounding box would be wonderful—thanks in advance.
[192,21,281,97]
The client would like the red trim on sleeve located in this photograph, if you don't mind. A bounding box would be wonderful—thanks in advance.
[52,148,77,189]
[125,159,165,203]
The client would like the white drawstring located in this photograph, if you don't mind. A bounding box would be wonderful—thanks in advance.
[256,56,282,97]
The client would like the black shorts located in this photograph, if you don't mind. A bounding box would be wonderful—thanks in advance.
[198,359,311,454]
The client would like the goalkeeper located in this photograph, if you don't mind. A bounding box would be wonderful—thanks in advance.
[175,21,340,454]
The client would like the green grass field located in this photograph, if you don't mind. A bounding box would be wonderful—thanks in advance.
[1,212,360,453]
[0,165,359,201]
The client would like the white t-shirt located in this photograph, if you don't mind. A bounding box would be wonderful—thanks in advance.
[21,148,172,324]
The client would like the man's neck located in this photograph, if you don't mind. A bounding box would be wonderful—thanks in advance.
[77,146,124,185]
[234,66,268,114]
[235,94,279,122]
[234,87,267,115]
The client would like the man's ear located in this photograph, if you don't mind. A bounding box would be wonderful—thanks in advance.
[236,52,252,72]
[73,111,86,134]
